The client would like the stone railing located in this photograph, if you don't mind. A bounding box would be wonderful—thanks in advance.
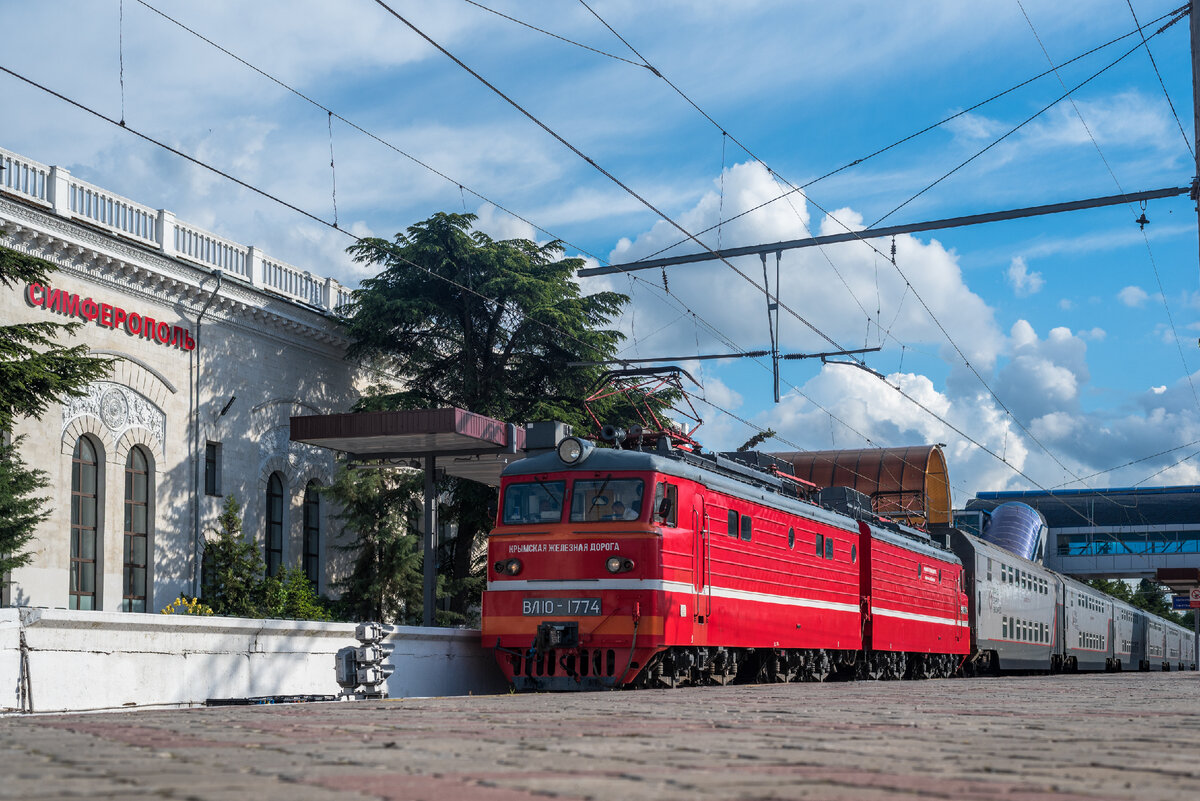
[0,145,350,313]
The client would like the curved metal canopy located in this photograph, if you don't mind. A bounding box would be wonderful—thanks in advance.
[771,444,951,528]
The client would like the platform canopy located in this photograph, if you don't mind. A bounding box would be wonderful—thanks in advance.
[771,444,951,528]
[290,407,526,486]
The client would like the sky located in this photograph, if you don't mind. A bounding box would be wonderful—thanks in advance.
[2,0,1199,504]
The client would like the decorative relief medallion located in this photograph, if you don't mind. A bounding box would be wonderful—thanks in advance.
[99,388,129,430]
[259,423,330,477]
[63,381,166,457]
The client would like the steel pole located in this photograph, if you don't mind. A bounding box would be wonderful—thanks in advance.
[423,455,437,627]
[1191,0,1200,259]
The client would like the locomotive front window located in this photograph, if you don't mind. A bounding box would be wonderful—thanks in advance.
[570,478,645,522]
[502,480,565,525]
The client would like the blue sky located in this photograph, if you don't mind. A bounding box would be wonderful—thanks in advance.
[2,0,1199,502]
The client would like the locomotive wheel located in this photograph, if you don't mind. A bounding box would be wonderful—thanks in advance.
[865,651,885,680]
[805,649,831,682]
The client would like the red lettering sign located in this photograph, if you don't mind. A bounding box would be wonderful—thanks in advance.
[22,282,195,352]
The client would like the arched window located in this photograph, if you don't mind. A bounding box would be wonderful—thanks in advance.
[265,472,284,577]
[303,481,320,587]
[70,437,100,610]
[123,446,152,612]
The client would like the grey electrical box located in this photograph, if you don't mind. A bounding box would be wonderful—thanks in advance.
[525,421,572,451]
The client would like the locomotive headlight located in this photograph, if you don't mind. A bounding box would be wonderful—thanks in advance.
[606,556,635,574]
[495,558,523,576]
[557,436,593,465]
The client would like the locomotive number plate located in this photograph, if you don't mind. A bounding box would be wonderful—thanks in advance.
[522,597,602,616]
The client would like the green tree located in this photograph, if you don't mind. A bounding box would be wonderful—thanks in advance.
[0,242,112,432]
[325,465,425,624]
[1089,577,1188,625]
[0,238,111,586]
[0,435,49,581]
[341,212,644,619]
[200,495,267,617]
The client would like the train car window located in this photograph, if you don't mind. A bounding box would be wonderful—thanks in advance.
[569,478,644,523]
[1002,617,1008,638]
[937,569,942,583]
[740,515,752,542]
[815,532,824,556]
[851,544,857,563]
[727,509,738,537]
[652,482,678,526]
[787,527,795,549]
[986,558,992,581]
[917,562,923,577]
[824,538,833,560]
[502,480,565,525]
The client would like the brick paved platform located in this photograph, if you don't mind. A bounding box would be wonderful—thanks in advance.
[1,672,1198,800]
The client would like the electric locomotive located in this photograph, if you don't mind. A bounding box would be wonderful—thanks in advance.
[481,428,970,690]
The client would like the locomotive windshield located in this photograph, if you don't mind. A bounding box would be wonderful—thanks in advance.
[502,480,565,525]
[570,478,645,522]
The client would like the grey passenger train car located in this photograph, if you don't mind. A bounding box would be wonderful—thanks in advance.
[950,530,1058,671]
[1060,577,1112,672]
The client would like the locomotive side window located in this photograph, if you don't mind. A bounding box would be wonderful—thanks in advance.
[850,544,857,563]
[727,509,738,537]
[788,527,795,549]
[652,482,678,526]
[740,515,752,542]
[824,538,833,559]
[569,478,644,522]
[815,532,824,557]
[502,480,565,525]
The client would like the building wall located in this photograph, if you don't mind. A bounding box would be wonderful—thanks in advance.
[1,170,369,612]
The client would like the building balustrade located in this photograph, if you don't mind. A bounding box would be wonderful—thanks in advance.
[0,145,349,313]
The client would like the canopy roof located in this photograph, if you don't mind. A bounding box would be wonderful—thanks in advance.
[771,445,951,528]
[290,408,526,486]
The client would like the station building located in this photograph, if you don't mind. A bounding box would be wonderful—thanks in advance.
[0,145,372,612]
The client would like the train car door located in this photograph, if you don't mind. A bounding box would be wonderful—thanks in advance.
[692,494,709,625]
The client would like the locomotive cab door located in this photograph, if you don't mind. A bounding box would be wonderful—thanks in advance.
[692,494,709,625]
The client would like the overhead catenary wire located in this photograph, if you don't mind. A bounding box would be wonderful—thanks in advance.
[1125,0,1194,158]
[460,0,648,68]
[4,17,1184,514]
[579,3,1200,519]
[1017,1,1200,417]
[621,5,1187,265]
[579,0,1163,492]
[368,0,1196,511]
[0,61,1092,520]
[130,0,606,265]
[368,0,849,357]
[867,6,1187,229]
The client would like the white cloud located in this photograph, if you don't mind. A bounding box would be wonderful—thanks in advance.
[1118,286,1149,307]
[1006,256,1044,297]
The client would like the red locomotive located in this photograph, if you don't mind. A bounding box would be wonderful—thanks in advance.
[481,425,969,690]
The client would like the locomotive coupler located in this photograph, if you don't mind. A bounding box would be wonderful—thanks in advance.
[533,620,580,653]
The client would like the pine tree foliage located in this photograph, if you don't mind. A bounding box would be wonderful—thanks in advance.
[200,495,268,618]
[340,212,667,619]
[0,435,49,582]
[1087,577,1189,625]
[325,465,425,624]
[0,242,112,432]
[0,237,112,586]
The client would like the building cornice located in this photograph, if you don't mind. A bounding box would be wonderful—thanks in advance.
[0,194,350,355]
